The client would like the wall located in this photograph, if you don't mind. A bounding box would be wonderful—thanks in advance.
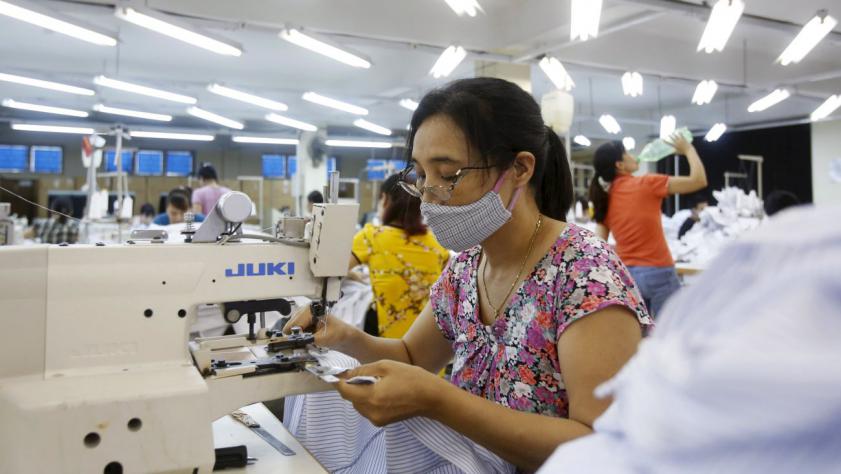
[658,123,813,214]
[0,128,405,221]
[810,119,841,207]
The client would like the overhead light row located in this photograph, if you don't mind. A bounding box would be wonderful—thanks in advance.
[621,72,643,97]
[570,0,602,42]
[430,46,467,78]
[692,80,718,105]
[444,0,482,17]
[539,56,575,91]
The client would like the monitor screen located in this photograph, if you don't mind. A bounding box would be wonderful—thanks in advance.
[0,145,28,172]
[135,150,163,176]
[166,151,193,177]
[262,154,286,179]
[104,149,133,173]
[31,146,63,174]
[366,159,387,181]
[326,156,337,179]
[287,155,297,177]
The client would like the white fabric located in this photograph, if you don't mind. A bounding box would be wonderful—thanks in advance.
[330,276,374,331]
[539,204,841,474]
[285,351,515,474]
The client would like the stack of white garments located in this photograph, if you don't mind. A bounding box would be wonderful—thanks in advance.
[669,187,763,266]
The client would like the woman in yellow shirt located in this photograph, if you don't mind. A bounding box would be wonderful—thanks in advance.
[351,173,449,338]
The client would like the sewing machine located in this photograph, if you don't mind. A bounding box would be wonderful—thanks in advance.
[0,188,358,473]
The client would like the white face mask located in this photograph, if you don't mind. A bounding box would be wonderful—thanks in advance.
[420,170,523,252]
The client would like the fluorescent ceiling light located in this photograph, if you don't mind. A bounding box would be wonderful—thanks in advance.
[622,136,636,151]
[704,123,727,142]
[573,135,591,147]
[92,104,171,122]
[571,0,602,42]
[810,95,841,122]
[399,98,419,111]
[207,84,287,111]
[0,0,116,46]
[115,6,241,56]
[186,106,243,129]
[747,89,790,112]
[302,91,368,115]
[353,119,392,136]
[266,113,318,132]
[94,75,197,104]
[2,98,88,117]
[232,136,299,145]
[539,56,575,91]
[660,115,677,139]
[698,0,744,53]
[130,130,214,141]
[599,114,621,134]
[430,45,467,78]
[279,28,370,68]
[778,13,838,66]
[325,139,392,148]
[692,80,718,105]
[621,71,643,97]
[444,0,482,17]
[0,72,94,95]
[12,123,94,134]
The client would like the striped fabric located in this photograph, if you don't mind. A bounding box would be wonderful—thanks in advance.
[285,351,515,473]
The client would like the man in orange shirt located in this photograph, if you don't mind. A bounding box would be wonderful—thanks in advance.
[588,135,707,317]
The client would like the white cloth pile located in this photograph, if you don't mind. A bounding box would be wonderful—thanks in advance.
[668,187,763,267]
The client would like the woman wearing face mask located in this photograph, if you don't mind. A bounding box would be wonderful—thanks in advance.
[286,77,651,471]
[589,137,707,318]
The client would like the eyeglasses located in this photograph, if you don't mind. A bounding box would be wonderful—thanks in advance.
[397,164,493,202]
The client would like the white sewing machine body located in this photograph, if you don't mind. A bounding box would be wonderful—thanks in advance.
[0,192,358,474]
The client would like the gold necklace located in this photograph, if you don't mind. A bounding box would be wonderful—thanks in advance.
[481,215,543,319]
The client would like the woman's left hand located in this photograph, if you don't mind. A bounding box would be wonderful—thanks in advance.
[335,360,449,426]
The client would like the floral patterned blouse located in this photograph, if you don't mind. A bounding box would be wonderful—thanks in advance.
[431,223,652,417]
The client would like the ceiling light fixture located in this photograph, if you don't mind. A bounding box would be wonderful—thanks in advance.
[302,91,368,115]
[697,0,744,53]
[692,80,718,105]
[94,75,197,104]
[571,0,602,42]
[265,113,318,132]
[115,6,241,56]
[232,136,299,145]
[399,98,419,111]
[539,56,575,91]
[660,115,677,139]
[0,72,94,95]
[130,130,215,141]
[186,106,243,129]
[704,123,727,142]
[430,45,467,78]
[444,0,482,17]
[599,114,621,134]
[621,72,643,97]
[810,95,841,122]
[2,98,88,117]
[778,11,838,66]
[747,89,790,112]
[0,0,117,46]
[325,139,392,148]
[207,84,288,111]
[92,104,172,122]
[279,28,371,68]
[12,123,94,134]
[573,135,591,147]
[622,136,636,150]
[353,119,392,136]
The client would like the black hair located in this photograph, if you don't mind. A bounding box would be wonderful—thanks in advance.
[589,141,625,223]
[406,77,573,221]
[307,190,324,204]
[167,189,190,212]
[381,173,427,236]
[764,190,800,216]
[139,203,155,217]
[197,164,218,182]
[688,194,709,210]
[51,197,73,224]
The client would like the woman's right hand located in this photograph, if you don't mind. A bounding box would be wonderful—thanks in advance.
[665,133,694,156]
[283,304,355,349]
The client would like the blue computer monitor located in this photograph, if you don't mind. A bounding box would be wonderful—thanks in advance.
[30,146,63,174]
[135,150,163,176]
[262,154,286,179]
[166,151,194,177]
[0,145,28,172]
